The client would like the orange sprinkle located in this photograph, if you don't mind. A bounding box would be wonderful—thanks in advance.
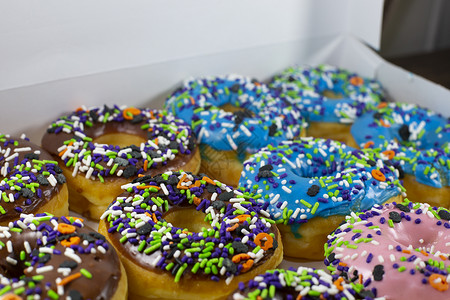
[296,295,302,300]
[256,296,263,300]
[421,250,429,257]
[363,141,374,149]
[151,213,158,223]
[254,233,274,250]
[145,212,152,218]
[378,102,388,109]
[202,176,216,186]
[379,119,391,128]
[138,174,145,177]
[226,224,239,232]
[382,150,395,160]
[253,82,261,86]
[429,274,449,291]
[75,107,84,112]
[371,169,386,182]
[136,185,161,190]
[58,141,74,157]
[177,174,189,189]
[57,223,76,234]
[122,107,141,120]
[232,254,250,263]
[402,249,411,254]
[193,196,202,206]
[192,180,201,188]
[190,96,195,105]
[440,255,448,261]
[144,160,148,171]
[241,259,254,273]
[58,272,82,286]
[234,214,251,223]
[349,76,364,86]
[61,236,81,247]
[333,277,344,291]
[1,293,22,300]
[338,262,347,267]
[359,274,363,284]
[154,138,159,145]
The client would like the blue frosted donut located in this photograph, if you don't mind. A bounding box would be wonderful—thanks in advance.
[165,75,306,186]
[351,102,449,207]
[270,64,384,123]
[238,137,404,259]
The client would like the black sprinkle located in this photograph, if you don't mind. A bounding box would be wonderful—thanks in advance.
[268,123,277,136]
[24,153,39,160]
[233,109,253,126]
[169,141,179,150]
[131,114,143,124]
[46,127,56,133]
[137,223,152,235]
[288,76,296,82]
[188,135,196,151]
[54,165,63,174]
[122,165,137,179]
[373,112,384,120]
[231,241,248,254]
[399,124,410,141]
[166,176,179,186]
[19,188,34,198]
[114,157,129,167]
[211,200,226,211]
[60,260,78,269]
[395,203,410,213]
[206,184,217,193]
[89,232,106,241]
[394,164,405,179]
[68,290,82,300]
[389,211,402,223]
[38,254,51,264]
[147,150,161,159]
[80,233,95,243]
[366,160,376,167]
[307,185,320,197]
[259,164,273,172]
[235,224,249,237]
[358,290,375,299]
[257,170,273,178]
[438,210,450,221]
[89,110,99,122]
[222,258,237,274]
[132,175,153,184]
[230,84,240,93]
[327,253,336,263]
[55,174,66,184]
[373,264,384,281]
[130,151,142,159]
[35,174,48,185]
[218,191,234,202]
[272,239,278,250]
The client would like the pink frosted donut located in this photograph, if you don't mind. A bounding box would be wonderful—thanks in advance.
[324,200,450,299]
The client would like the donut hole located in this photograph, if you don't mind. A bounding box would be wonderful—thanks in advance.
[220,103,255,116]
[322,89,344,99]
[92,133,147,149]
[163,207,212,233]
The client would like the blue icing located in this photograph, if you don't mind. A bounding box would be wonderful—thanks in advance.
[165,75,306,153]
[239,138,403,227]
[269,64,384,123]
[351,102,450,188]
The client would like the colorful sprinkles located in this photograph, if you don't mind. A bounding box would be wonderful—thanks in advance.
[230,267,376,300]
[0,213,121,299]
[165,75,306,154]
[43,105,196,181]
[100,171,280,285]
[351,102,450,189]
[270,64,384,123]
[0,134,66,222]
[239,138,404,228]
[324,200,450,299]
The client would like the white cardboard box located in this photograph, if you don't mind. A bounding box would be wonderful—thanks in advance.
[0,0,448,269]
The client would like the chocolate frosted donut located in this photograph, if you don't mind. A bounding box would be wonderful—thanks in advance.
[0,213,127,299]
[0,134,68,224]
[99,171,283,300]
[41,105,201,219]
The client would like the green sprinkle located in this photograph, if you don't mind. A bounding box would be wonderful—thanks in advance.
[80,268,92,279]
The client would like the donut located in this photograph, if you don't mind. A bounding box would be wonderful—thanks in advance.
[228,267,376,300]
[270,64,384,146]
[324,200,450,299]
[41,105,201,220]
[0,213,127,299]
[0,134,68,225]
[238,137,404,260]
[98,171,283,300]
[351,102,450,208]
[165,75,306,186]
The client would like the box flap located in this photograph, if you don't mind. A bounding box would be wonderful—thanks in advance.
[0,0,383,91]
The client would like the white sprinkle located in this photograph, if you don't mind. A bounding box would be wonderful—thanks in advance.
[6,257,17,265]
[36,265,54,273]
[282,186,292,194]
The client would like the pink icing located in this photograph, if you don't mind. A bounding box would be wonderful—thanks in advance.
[325,202,450,300]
